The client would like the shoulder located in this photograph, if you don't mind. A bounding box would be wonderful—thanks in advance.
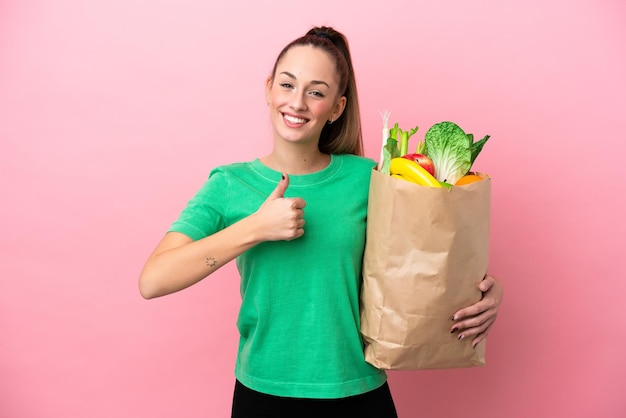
[204,161,263,186]
[209,161,253,177]
[189,161,256,198]
[331,154,376,190]
[334,154,376,171]
[334,154,376,180]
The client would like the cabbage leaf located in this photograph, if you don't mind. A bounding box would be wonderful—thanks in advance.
[469,133,491,166]
[424,122,472,185]
[424,122,491,184]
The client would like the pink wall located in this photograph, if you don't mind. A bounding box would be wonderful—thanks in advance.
[1,1,625,417]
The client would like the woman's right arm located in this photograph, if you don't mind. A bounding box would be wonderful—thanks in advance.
[138,174,304,299]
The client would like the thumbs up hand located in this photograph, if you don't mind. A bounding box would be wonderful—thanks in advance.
[255,174,306,241]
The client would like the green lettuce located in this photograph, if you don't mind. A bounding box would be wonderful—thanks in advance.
[468,133,491,166]
[424,122,490,185]
[379,137,401,174]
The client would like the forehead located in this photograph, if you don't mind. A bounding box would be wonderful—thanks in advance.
[275,45,338,83]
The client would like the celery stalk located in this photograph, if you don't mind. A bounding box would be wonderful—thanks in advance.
[400,131,409,156]
[399,126,419,157]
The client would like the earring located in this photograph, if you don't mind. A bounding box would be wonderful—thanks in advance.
[327,118,334,124]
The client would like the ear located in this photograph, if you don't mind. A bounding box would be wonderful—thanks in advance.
[265,76,273,105]
[331,95,347,122]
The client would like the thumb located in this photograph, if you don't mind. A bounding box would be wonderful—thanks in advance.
[267,173,289,200]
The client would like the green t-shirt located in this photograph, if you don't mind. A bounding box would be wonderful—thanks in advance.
[169,154,387,398]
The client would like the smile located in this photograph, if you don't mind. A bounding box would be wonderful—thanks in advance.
[283,114,308,125]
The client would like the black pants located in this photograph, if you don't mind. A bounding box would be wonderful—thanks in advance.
[231,380,398,418]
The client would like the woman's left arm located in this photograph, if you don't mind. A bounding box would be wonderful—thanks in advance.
[450,275,503,348]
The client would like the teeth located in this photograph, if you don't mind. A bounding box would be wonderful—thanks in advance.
[284,114,306,124]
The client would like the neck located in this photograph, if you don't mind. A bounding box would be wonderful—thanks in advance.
[261,146,331,175]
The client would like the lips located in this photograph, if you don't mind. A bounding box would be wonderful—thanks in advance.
[283,113,309,126]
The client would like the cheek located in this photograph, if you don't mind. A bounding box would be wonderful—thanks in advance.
[310,101,335,117]
[269,84,290,100]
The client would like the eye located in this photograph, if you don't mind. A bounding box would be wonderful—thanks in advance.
[279,82,294,89]
[309,90,325,98]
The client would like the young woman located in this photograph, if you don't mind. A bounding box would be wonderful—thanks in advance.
[139,26,502,418]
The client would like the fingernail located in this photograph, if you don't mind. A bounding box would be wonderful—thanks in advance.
[472,342,478,349]
[450,327,458,334]
[281,174,285,180]
[458,334,464,341]
[451,315,457,321]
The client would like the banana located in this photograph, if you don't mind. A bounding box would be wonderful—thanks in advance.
[390,158,442,188]
[391,173,409,183]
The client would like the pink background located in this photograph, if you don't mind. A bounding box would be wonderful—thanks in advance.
[2,1,625,417]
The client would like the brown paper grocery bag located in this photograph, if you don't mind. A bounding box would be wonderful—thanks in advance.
[360,168,491,370]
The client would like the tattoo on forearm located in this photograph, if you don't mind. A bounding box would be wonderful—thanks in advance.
[205,257,217,268]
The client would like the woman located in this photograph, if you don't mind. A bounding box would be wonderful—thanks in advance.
[139,26,502,418]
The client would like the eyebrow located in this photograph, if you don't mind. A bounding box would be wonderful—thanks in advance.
[279,71,330,88]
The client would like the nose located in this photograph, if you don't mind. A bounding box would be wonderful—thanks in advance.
[289,91,307,111]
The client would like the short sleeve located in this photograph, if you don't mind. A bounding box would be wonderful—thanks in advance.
[168,169,230,241]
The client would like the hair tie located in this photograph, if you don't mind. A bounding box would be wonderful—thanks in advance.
[313,31,331,40]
